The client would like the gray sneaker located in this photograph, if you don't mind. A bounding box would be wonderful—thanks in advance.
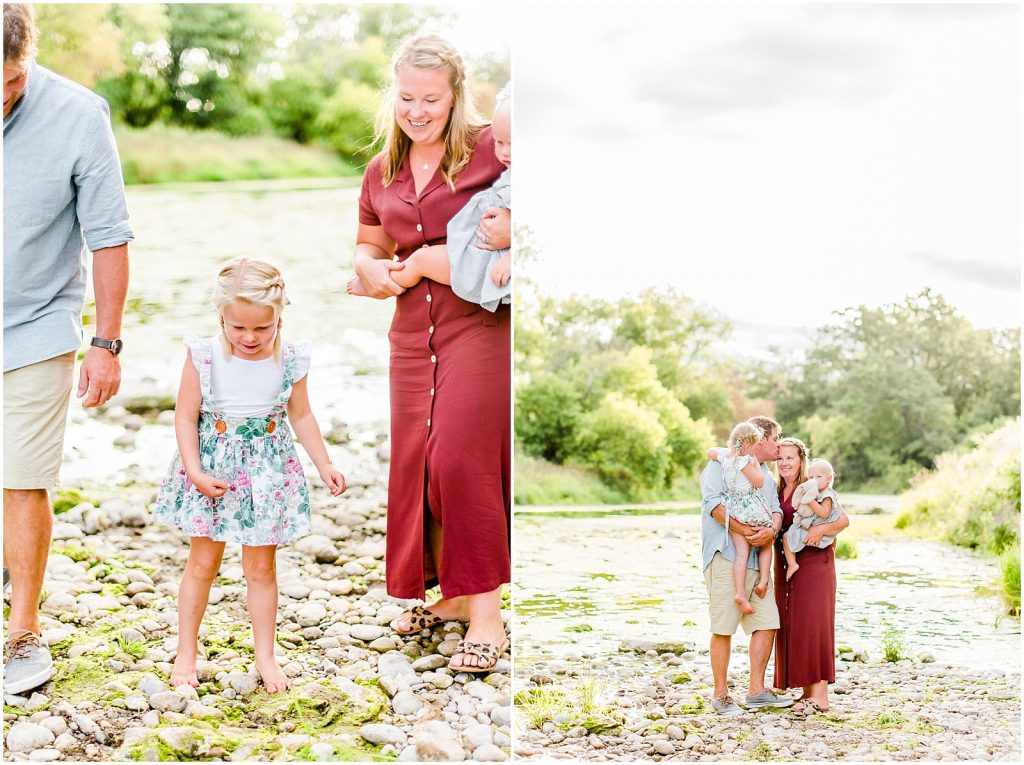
[745,689,794,708]
[4,630,54,695]
[711,691,745,716]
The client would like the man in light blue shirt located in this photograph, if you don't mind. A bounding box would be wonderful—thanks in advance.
[700,416,792,715]
[3,3,132,694]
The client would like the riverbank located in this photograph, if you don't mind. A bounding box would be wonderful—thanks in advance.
[514,643,1021,761]
[116,125,359,185]
[2,406,511,763]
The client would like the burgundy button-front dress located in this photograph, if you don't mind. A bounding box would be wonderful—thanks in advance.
[773,488,837,689]
[358,127,511,600]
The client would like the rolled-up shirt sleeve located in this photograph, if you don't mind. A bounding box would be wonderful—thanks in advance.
[73,100,133,252]
[763,471,782,519]
[700,460,727,520]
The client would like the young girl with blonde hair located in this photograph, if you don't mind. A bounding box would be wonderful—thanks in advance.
[153,258,346,693]
[707,422,774,615]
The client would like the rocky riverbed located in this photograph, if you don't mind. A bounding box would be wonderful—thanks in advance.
[3,405,511,762]
[514,640,1020,761]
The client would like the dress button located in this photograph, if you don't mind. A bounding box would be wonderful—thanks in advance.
[430,354,436,363]
[426,294,432,302]
[421,243,428,249]
[215,420,227,434]
[428,326,434,334]
[427,418,431,427]
[416,224,423,232]
[430,387,435,396]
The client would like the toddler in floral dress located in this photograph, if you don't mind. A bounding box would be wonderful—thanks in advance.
[153,258,345,693]
[706,422,774,615]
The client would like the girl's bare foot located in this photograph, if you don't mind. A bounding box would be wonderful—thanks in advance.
[786,563,799,581]
[734,594,755,615]
[255,657,291,694]
[346,277,369,296]
[170,653,200,688]
[754,580,769,599]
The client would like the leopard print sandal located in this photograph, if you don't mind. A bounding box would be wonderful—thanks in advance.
[390,604,445,635]
[448,636,510,674]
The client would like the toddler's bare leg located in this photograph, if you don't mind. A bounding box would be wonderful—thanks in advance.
[731,532,755,615]
[171,538,226,688]
[754,543,772,598]
[783,535,800,581]
[242,545,290,694]
[392,245,451,288]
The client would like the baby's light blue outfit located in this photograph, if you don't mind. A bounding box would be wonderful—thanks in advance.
[448,169,511,312]
[785,487,842,553]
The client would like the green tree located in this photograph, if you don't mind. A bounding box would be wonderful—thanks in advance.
[574,393,669,492]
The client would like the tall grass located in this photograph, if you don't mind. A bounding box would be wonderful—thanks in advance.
[896,419,1020,613]
[116,125,357,184]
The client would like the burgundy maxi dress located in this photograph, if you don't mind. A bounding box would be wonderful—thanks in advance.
[358,128,511,600]
[773,488,837,689]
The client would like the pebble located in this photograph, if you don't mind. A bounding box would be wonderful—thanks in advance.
[361,723,407,746]
[148,691,187,713]
[473,744,507,761]
[392,690,424,716]
[28,749,62,761]
[416,732,467,762]
[73,714,107,744]
[6,723,55,753]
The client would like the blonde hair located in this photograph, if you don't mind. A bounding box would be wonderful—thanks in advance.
[778,437,810,494]
[375,34,486,190]
[727,422,763,453]
[212,258,287,363]
[3,3,37,68]
[747,415,780,441]
[808,457,836,487]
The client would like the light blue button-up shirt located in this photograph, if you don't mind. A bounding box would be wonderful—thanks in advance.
[3,61,133,372]
[700,458,782,572]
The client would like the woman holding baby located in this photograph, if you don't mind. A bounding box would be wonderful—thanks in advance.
[773,437,851,715]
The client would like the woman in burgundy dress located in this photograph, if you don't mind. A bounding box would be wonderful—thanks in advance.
[350,35,510,672]
[773,437,849,713]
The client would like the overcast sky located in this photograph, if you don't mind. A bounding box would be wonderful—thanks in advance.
[515,2,1021,350]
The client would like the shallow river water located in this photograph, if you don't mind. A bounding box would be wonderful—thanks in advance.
[514,509,1021,674]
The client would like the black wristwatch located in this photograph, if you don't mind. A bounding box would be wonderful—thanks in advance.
[91,337,123,356]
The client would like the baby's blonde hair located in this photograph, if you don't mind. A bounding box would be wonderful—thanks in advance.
[727,421,763,453]
[213,258,287,363]
[375,34,486,190]
[808,458,836,487]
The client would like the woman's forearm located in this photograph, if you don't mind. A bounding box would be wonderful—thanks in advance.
[353,243,392,277]
[816,511,850,537]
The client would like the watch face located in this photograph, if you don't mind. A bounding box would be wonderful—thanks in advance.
[111,339,123,355]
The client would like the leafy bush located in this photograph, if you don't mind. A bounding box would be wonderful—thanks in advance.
[515,376,583,464]
[574,393,668,493]
[834,538,858,559]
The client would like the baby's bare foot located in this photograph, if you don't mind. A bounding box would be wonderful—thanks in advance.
[734,594,755,615]
[170,654,200,688]
[754,580,769,599]
[255,657,291,694]
[786,563,799,581]
[346,277,369,296]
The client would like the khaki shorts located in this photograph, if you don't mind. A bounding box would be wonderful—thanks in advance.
[3,352,76,490]
[704,551,780,636]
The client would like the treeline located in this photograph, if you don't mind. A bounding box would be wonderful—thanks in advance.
[515,238,1020,501]
[33,4,508,165]
[753,289,1020,490]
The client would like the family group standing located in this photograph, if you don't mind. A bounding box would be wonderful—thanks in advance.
[701,416,850,716]
[3,1,511,701]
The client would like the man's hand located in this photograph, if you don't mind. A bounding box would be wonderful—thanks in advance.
[77,346,121,407]
[747,526,776,547]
